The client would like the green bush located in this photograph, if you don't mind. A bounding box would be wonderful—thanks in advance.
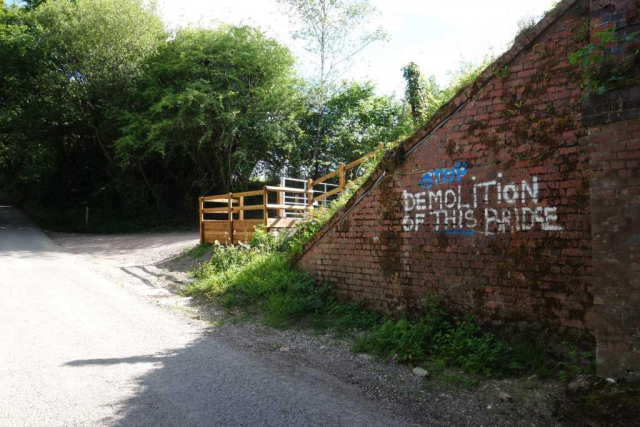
[353,303,553,378]
[186,235,380,329]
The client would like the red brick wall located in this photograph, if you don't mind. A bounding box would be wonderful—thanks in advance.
[588,118,640,377]
[585,0,640,378]
[297,0,640,378]
[298,2,594,342]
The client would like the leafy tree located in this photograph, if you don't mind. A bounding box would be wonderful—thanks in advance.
[0,0,166,222]
[0,1,49,200]
[277,0,386,177]
[0,0,494,233]
[402,62,441,123]
[295,81,411,174]
[33,0,165,164]
[117,26,305,205]
[23,0,47,9]
[401,59,492,128]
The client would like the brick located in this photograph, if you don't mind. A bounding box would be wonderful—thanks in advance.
[294,2,640,381]
[618,150,640,159]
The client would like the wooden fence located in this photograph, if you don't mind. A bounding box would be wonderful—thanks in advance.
[199,144,382,244]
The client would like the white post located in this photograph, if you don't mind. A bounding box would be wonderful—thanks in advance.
[280,176,287,218]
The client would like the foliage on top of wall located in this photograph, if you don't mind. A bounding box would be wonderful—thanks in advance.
[512,15,539,46]
[569,27,640,97]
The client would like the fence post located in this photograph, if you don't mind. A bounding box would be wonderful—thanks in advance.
[339,163,346,191]
[199,197,204,244]
[306,178,314,210]
[277,184,284,218]
[263,186,269,228]
[239,196,244,221]
[228,192,233,245]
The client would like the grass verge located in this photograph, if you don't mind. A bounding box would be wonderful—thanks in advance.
[186,232,381,330]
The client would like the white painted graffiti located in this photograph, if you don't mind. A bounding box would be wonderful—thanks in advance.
[402,164,562,236]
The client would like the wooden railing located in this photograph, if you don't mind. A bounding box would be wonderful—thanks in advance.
[199,143,383,244]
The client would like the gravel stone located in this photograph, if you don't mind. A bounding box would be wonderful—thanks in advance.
[412,367,429,378]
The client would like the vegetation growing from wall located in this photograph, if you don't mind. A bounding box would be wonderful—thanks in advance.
[570,27,640,96]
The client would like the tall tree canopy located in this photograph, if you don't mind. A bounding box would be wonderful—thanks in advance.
[0,0,481,232]
[277,0,386,177]
[402,62,440,123]
[293,81,411,175]
[0,0,169,227]
[401,60,492,127]
[117,26,305,207]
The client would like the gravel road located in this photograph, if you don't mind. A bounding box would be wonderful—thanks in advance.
[0,206,415,427]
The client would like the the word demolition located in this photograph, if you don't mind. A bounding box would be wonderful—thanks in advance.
[402,164,562,236]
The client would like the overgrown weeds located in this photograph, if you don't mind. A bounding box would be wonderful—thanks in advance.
[352,302,561,378]
[569,27,640,97]
[187,228,380,329]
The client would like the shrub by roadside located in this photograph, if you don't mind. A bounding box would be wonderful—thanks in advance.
[186,230,381,330]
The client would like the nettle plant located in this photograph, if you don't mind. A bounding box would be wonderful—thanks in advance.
[569,27,640,97]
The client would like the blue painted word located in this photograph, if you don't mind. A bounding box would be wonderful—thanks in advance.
[419,162,468,189]
[440,229,477,236]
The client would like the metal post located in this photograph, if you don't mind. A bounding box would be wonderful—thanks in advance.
[228,193,233,245]
[199,197,204,244]
[263,186,269,228]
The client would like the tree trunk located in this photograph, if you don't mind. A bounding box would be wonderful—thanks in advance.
[138,163,162,211]
[311,107,324,179]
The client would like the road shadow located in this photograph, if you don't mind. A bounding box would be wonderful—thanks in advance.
[63,333,409,427]
[117,265,187,294]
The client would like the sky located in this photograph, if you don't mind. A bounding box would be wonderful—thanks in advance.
[159,0,557,97]
[7,0,558,97]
